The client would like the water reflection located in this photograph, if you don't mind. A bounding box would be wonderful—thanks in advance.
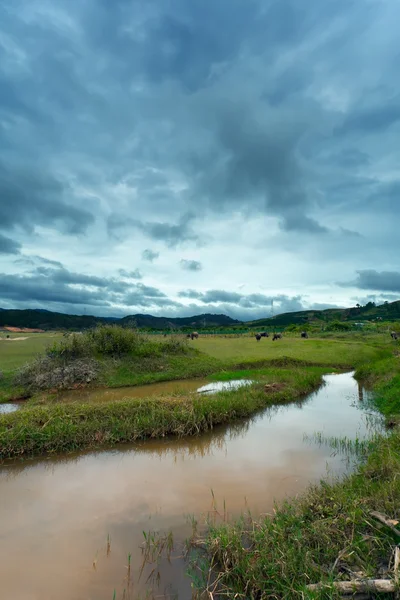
[197,379,253,394]
[0,372,381,600]
[0,403,19,414]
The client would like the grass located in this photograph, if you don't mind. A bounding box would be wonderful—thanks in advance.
[0,332,63,401]
[192,353,400,599]
[0,367,325,458]
[193,335,388,368]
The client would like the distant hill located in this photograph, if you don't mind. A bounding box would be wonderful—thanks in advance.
[246,300,400,327]
[0,309,240,331]
[119,313,239,329]
[0,300,398,331]
[0,309,111,331]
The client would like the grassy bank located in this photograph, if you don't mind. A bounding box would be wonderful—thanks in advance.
[196,356,400,599]
[0,367,325,458]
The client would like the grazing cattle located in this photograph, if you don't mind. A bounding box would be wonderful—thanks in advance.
[186,334,191,338]
[272,333,282,341]
[255,334,262,341]
[390,331,398,340]
[260,332,269,338]
[301,331,308,339]
[191,331,199,340]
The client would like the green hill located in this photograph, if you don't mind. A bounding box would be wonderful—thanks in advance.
[0,300,398,331]
[246,300,400,328]
[0,309,239,331]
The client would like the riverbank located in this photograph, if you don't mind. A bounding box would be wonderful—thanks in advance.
[196,355,400,599]
[0,367,326,458]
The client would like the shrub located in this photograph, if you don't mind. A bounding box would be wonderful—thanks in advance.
[325,321,352,332]
[15,356,100,392]
[47,325,148,359]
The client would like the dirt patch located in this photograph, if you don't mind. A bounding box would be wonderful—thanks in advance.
[1,327,45,333]
[1,337,29,341]
[264,382,286,393]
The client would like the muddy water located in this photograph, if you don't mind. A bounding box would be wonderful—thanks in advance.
[0,373,380,600]
[55,378,253,404]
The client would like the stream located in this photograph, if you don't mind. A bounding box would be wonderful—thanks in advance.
[0,372,381,600]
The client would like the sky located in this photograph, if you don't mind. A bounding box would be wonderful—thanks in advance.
[0,0,399,321]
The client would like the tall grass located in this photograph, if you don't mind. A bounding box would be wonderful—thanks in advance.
[46,325,188,359]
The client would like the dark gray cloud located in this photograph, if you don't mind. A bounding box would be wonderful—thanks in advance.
[0,272,109,307]
[142,249,160,262]
[0,164,95,235]
[0,268,182,313]
[118,269,143,280]
[178,289,303,312]
[0,234,21,254]
[180,259,202,271]
[108,214,200,248]
[0,0,399,317]
[340,270,400,293]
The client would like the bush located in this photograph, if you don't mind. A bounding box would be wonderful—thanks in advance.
[47,325,148,359]
[325,321,352,332]
[15,356,100,392]
[14,326,190,393]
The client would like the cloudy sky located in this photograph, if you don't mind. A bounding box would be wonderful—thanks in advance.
[0,0,399,321]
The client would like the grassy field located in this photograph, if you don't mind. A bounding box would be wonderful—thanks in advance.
[0,328,395,460]
[192,334,389,367]
[0,332,61,370]
[0,331,390,403]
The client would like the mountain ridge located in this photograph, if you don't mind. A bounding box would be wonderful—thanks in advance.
[0,299,399,331]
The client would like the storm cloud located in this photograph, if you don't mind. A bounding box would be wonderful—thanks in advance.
[0,234,21,255]
[0,0,399,318]
[340,270,400,293]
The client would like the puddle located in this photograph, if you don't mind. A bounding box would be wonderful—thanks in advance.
[197,379,254,393]
[0,372,381,599]
[0,403,20,414]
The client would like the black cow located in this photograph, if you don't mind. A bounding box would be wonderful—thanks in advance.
[301,331,308,339]
[390,331,398,340]
[272,333,282,341]
[255,334,262,341]
[191,332,199,340]
[260,332,269,338]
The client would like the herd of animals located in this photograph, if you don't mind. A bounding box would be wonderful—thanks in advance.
[185,331,400,341]
[254,331,307,341]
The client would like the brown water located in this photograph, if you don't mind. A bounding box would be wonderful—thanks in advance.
[0,372,380,600]
[53,378,253,404]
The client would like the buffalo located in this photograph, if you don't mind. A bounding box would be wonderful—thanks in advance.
[255,334,262,341]
[390,331,398,340]
[301,331,308,339]
[191,332,199,340]
[272,333,282,341]
[260,332,269,338]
